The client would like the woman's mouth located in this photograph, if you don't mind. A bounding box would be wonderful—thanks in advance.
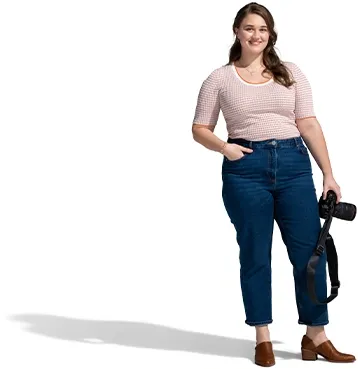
[249,41,261,45]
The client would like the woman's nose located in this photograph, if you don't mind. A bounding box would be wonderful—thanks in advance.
[253,30,261,39]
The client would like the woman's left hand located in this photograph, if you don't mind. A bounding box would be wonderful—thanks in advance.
[323,174,341,203]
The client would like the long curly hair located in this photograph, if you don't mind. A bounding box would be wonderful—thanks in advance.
[225,2,295,88]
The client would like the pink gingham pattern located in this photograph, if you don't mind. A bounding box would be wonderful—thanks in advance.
[192,62,316,140]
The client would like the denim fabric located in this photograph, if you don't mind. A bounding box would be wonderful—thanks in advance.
[221,136,329,326]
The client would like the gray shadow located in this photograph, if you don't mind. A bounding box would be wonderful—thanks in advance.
[8,314,300,362]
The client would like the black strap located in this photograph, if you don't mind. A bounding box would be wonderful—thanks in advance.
[307,213,340,305]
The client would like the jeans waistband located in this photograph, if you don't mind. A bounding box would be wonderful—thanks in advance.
[227,136,304,149]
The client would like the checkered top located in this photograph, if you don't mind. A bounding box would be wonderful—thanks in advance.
[192,61,315,140]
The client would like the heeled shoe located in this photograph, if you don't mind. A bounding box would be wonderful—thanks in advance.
[301,335,356,363]
[255,341,275,367]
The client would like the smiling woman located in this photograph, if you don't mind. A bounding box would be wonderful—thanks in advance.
[191,1,355,366]
[238,15,270,50]
[233,14,272,83]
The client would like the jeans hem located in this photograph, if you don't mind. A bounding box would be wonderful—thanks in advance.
[245,319,273,326]
[298,320,329,326]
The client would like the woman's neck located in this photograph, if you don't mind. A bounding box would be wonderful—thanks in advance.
[236,54,264,68]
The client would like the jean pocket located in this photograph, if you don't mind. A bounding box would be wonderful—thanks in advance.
[224,153,250,163]
[298,144,309,155]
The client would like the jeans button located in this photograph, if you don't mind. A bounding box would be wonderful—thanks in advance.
[271,140,276,145]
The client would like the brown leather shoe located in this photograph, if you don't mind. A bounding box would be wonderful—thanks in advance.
[301,335,356,362]
[255,341,275,367]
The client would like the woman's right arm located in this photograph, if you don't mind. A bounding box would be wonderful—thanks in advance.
[192,124,227,153]
[192,124,253,160]
[192,69,252,160]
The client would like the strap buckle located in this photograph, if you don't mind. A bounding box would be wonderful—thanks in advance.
[315,244,325,256]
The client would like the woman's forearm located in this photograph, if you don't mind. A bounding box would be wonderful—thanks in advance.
[192,126,226,153]
[300,122,333,177]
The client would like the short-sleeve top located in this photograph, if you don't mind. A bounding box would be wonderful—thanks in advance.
[192,61,316,140]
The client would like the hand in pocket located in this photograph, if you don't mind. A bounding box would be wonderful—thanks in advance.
[224,143,253,161]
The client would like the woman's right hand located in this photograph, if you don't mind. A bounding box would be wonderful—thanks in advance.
[223,143,254,161]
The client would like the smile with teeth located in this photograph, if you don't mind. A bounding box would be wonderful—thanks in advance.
[249,41,261,45]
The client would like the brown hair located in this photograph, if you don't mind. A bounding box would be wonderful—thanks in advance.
[225,2,295,88]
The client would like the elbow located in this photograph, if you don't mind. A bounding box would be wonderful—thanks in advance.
[192,123,215,135]
[191,123,215,144]
[296,117,321,137]
[192,130,202,144]
[192,127,198,141]
[192,124,202,142]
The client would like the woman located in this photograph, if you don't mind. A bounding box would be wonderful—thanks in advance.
[191,2,355,366]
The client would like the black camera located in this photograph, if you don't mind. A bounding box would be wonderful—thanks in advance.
[318,190,356,221]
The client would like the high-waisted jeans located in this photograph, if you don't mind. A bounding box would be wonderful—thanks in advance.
[221,136,328,326]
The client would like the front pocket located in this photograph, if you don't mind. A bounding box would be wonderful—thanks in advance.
[298,144,309,155]
[224,153,250,163]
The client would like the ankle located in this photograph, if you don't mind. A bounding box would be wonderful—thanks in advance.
[306,326,325,338]
[306,326,328,345]
[255,325,271,344]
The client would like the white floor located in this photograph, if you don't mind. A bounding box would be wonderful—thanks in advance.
[2,219,357,369]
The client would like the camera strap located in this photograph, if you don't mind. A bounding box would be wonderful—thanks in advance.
[307,211,340,305]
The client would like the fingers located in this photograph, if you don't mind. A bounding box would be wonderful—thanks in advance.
[240,146,254,153]
[336,193,342,204]
[323,189,341,203]
[333,189,342,204]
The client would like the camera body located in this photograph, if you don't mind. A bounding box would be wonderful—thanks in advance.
[318,190,356,221]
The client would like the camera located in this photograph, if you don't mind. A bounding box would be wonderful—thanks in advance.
[318,190,356,221]
[307,190,356,305]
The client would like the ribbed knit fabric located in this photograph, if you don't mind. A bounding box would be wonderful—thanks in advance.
[192,61,316,140]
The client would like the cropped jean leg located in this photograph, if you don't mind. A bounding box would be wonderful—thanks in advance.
[221,136,328,327]
[273,140,328,326]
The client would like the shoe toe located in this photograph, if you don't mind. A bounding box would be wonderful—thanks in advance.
[256,359,275,367]
[345,354,356,362]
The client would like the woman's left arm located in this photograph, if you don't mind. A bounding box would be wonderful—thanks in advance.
[297,117,341,203]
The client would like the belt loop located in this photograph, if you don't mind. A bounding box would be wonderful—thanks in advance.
[249,141,253,149]
[294,137,299,148]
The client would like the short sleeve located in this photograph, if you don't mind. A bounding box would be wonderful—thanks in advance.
[192,69,221,126]
[289,62,316,120]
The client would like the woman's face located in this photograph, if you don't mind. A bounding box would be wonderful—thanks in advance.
[235,13,270,55]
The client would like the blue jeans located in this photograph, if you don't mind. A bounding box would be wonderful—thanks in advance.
[221,136,328,326]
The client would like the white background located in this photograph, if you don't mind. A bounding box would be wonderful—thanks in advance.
[1,0,357,368]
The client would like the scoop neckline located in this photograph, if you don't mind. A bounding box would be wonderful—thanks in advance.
[230,63,273,86]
